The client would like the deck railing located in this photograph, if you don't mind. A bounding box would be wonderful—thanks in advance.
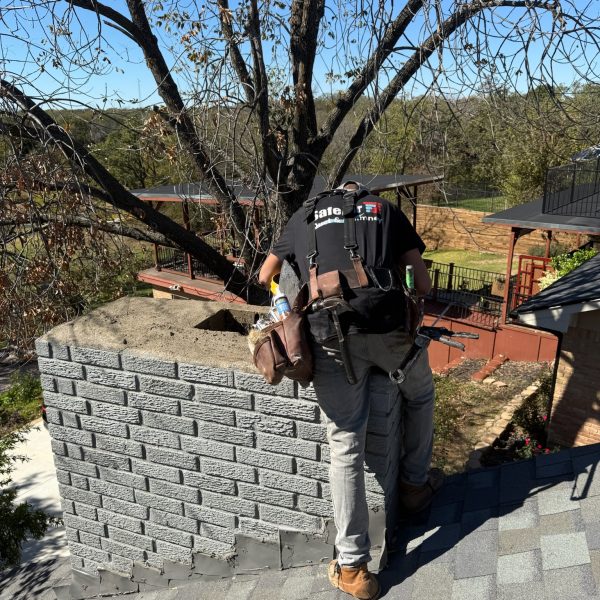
[543,158,600,218]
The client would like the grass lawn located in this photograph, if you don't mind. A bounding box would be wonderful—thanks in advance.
[424,248,517,274]
[425,196,508,213]
[0,372,43,436]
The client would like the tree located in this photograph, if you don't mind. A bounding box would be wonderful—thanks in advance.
[1,1,599,347]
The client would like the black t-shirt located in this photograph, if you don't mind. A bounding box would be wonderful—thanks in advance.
[272,190,425,341]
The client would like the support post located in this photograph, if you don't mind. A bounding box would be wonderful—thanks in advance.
[544,230,553,258]
[501,228,519,323]
[182,200,195,280]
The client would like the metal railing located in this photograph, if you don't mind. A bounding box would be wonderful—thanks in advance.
[426,261,504,328]
[543,158,600,218]
[155,246,220,280]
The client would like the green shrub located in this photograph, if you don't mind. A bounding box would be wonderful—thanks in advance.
[539,247,598,290]
[0,373,43,435]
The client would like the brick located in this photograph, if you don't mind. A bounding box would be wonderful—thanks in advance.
[145,522,192,548]
[236,411,295,437]
[122,353,177,378]
[69,541,110,564]
[54,455,98,480]
[236,447,294,474]
[81,558,101,576]
[298,496,333,517]
[43,391,88,413]
[234,371,295,397]
[97,508,143,534]
[78,531,102,549]
[192,536,232,557]
[101,537,145,561]
[65,443,84,459]
[146,446,197,471]
[107,526,154,551]
[237,517,280,543]
[51,439,67,456]
[83,448,130,471]
[129,424,180,449]
[61,412,80,429]
[179,364,231,386]
[40,373,56,392]
[259,504,322,531]
[155,540,192,565]
[201,458,256,483]
[297,422,328,443]
[56,469,71,485]
[45,407,62,425]
[74,502,98,521]
[148,479,199,504]
[257,433,318,460]
[181,400,234,426]
[56,377,76,395]
[110,555,134,575]
[35,338,52,357]
[254,395,319,422]
[50,343,71,361]
[70,473,89,490]
[142,411,195,435]
[182,471,236,495]
[143,552,164,571]
[89,478,135,502]
[149,508,198,534]
[80,415,128,438]
[200,522,235,545]
[77,381,126,405]
[260,470,318,497]
[38,357,83,379]
[197,421,254,447]
[102,497,148,520]
[86,366,136,389]
[180,436,235,461]
[65,527,80,544]
[48,424,93,447]
[184,504,236,529]
[63,513,106,537]
[128,391,179,415]
[98,467,147,490]
[135,490,184,515]
[194,384,252,410]
[201,491,256,517]
[138,375,193,399]
[59,483,102,507]
[95,435,143,461]
[132,459,181,484]
[321,444,331,463]
[237,482,295,509]
[88,401,140,424]
[296,458,329,481]
[71,347,121,368]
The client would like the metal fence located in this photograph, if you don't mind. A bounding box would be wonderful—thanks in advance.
[543,158,600,217]
[426,261,505,328]
[155,246,220,280]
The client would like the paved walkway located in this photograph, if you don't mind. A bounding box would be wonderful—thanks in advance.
[2,426,600,599]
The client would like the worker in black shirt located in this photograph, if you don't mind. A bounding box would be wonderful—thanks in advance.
[259,181,439,600]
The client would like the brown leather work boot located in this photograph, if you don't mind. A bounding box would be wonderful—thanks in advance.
[398,469,444,514]
[328,560,381,600]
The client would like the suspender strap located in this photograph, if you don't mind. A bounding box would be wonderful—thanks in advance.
[342,191,369,288]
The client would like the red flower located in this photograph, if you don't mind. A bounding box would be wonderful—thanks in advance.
[543,415,548,421]
[525,438,530,446]
[537,444,542,449]
[545,449,550,454]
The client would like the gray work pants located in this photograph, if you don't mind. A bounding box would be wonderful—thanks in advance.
[311,328,435,567]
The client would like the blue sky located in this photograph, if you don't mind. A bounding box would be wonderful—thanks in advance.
[1,0,598,110]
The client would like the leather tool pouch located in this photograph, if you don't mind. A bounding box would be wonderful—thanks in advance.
[252,285,313,385]
[314,270,343,300]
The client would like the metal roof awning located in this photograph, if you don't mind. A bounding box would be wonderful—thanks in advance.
[482,198,600,235]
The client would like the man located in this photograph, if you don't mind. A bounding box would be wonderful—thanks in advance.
[258,181,438,600]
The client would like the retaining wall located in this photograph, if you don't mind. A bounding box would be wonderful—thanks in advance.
[37,297,400,598]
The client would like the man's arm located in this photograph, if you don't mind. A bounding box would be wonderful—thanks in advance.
[398,248,432,296]
[258,253,283,288]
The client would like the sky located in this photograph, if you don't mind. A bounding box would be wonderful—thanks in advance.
[0,0,598,110]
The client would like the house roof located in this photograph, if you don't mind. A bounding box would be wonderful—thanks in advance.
[481,197,600,235]
[131,173,443,203]
[512,253,600,332]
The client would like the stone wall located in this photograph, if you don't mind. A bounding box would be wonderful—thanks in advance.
[416,205,583,254]
[548,310,600,447]
[36,298,400,597]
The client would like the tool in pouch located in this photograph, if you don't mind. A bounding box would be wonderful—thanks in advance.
[389,297,479,384]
